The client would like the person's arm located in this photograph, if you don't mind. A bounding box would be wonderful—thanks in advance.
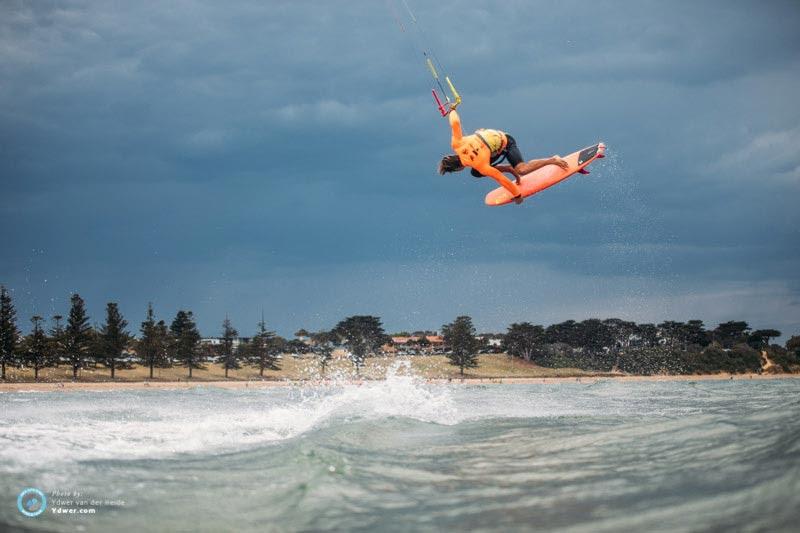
[475,163,521,198]
[448,109,463,143]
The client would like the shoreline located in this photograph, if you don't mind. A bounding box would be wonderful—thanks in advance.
[0,372,796,392]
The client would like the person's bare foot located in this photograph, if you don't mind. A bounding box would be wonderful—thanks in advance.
[551,156,569,170]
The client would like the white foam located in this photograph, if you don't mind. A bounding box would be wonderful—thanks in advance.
[0,361,458,471]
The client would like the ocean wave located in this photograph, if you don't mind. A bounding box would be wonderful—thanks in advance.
[0,367,459,470]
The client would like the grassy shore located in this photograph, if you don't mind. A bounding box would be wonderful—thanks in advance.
[1,354,606,383]
[1,354,795,390]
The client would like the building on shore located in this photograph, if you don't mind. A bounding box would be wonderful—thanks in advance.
[383,335,444,355]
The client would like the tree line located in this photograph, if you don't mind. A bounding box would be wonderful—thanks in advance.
[0,288,285,380]
[501,318,800,375]
[0,287,397,380]
[0,286,798,380]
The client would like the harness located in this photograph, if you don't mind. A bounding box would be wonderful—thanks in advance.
[490,151,508,166]
[469,131,509,177]
[475,129,508,159]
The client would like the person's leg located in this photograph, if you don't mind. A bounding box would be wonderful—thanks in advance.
[506,137,567,175]
[504,135,527,175]
[515,158,554,175]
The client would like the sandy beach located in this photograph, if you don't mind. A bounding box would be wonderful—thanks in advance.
[1,372,796,393]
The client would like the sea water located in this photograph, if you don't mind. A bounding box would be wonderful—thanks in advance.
[1,375,799,532]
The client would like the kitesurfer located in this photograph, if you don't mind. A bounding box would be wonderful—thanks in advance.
[438,108,569,203]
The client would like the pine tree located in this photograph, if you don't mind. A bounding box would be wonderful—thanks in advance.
[747,329,782,349]
[713,321,750,348]
[503,322,545,362]
[221,316,240,378]
[332,315,388,374]
[49,315,65,368]
[22,316,51,381]
[170,310,202,378]
[98,302,129,379]
[138,304,169,379]
[155,320,168,367]
[311,330,336,376]
[247,316,281,377]
[442,315,480,376]
[0,286,20,380]
[64,294,92,379]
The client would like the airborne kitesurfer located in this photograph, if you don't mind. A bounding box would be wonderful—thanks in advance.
[438,108,569,203]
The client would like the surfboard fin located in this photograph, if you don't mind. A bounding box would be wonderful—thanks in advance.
[578,168,590,175]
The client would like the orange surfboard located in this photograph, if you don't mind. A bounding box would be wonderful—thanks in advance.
[484,142,606,206]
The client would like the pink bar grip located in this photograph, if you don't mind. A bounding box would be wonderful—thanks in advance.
[432,89,446,116]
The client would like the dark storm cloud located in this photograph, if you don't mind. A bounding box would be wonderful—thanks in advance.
[1,0,798,338]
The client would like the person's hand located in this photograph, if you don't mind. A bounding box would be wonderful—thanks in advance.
[551,156,569,170]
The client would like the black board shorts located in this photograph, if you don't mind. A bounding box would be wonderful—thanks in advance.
[470,134,525,177]
[503,135,524,167]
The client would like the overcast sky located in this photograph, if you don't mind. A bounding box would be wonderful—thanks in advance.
[1,0,798,339]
